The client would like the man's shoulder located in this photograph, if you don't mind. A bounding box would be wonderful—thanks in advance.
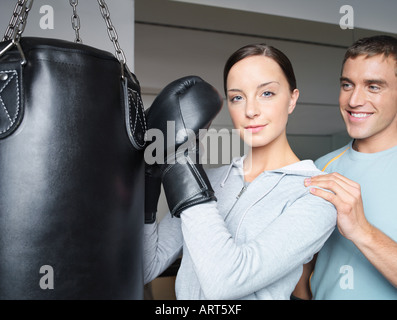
[314,142,352,172]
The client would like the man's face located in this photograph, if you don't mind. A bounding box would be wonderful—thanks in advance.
[339,54,397,151]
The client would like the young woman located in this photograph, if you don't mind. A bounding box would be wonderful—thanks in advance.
[143,43,336,300]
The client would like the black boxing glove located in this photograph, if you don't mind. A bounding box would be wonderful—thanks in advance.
[144,76,223,218]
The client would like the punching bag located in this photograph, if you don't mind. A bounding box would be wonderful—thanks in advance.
[0,1,147,299]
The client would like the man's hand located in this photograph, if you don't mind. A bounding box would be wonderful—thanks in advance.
[305,172,397,287]
[304,172,372,242]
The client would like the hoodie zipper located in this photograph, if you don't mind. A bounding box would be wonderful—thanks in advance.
[234,173,287,239]
[237,185,247,198]
[224,184,248,221]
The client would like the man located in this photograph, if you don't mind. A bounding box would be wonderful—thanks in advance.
[298,35,397,299]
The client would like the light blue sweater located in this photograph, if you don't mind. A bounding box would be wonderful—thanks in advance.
[144,157,336,299]
[311,141,397,299]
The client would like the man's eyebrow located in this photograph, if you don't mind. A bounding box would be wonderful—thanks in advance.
[340,76,387,86]
[364,79,387,86]
[340,76,351,83]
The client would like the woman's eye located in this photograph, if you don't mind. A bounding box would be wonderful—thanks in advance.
[262,91,273,97]
[230,95,243,102]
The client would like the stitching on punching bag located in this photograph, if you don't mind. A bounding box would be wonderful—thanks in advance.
[0,70,20,135]
[128,87,147,149]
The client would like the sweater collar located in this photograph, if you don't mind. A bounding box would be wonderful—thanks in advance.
[220,156,321,187]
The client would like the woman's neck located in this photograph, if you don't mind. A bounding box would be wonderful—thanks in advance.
[244,139,300,182]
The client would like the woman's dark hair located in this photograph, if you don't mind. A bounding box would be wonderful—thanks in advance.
[223,43,297,94]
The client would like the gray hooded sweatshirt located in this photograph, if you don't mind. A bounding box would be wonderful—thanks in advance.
[144,156,336,300]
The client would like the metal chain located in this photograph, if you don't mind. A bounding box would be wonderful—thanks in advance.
[14,0,33,42]
[2,0,33,42]
[2,0,26,41]
[97,0,127,66]
[2,0,129,74]
[69,0,82,43]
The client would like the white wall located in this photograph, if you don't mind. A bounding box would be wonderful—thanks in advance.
[171,0,397,34]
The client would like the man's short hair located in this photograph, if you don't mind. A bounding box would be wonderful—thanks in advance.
[342,35,397,76]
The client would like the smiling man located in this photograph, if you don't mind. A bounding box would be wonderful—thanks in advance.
[339,53,397,152]
[303,35,397,299]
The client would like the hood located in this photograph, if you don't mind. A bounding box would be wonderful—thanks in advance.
[220,156,322,187]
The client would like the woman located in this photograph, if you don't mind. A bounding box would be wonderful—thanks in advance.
[143,43,336,300]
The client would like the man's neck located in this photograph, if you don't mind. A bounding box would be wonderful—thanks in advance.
[353,136,397,153]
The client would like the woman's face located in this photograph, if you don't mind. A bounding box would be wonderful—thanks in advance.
[226,55,299,148]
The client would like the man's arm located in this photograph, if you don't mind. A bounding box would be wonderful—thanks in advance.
[305,172,397,288]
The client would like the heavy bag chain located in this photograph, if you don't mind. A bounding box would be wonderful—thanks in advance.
[70,0,82,43]
[2,0,33,43]
[1,0,129,71]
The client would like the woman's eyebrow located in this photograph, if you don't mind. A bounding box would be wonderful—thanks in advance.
[227,88,242,93]
[227,81,280,93]
[257,81,279,89]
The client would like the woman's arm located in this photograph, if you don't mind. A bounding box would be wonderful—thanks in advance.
[180,195,336,299]
[143,214,183,284]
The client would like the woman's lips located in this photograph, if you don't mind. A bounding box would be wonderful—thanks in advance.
[245,125,266,133]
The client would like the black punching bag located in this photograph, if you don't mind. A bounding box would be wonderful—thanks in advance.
[0,37,147,299]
